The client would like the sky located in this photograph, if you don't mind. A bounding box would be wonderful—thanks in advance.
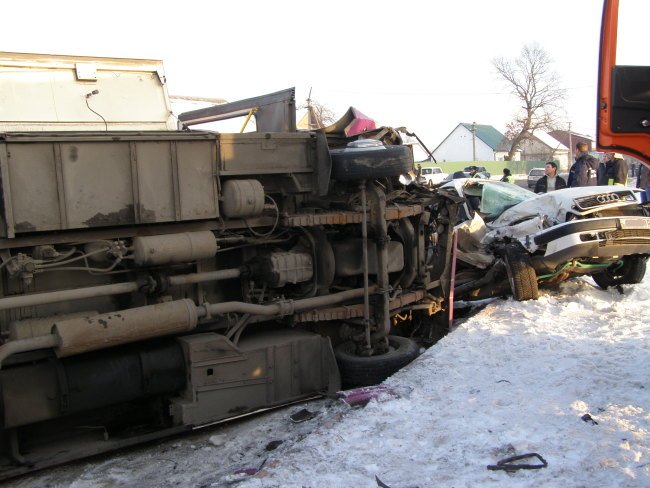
[6,267,649,487]
[1,1,648,153]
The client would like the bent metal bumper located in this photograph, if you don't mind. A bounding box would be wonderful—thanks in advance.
[532,216,650,269]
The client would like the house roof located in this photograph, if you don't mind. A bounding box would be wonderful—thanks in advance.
[297,106,322,130]
[460,123,510,151]
[548,130,594,151]
[533,131,568,151]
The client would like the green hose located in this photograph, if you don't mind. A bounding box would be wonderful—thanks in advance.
[537,259,619,280]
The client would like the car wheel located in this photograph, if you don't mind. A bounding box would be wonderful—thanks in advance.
[591,255,648,289]
[503,243,539,301]
[330,145,412,181]
[334,335,420,388]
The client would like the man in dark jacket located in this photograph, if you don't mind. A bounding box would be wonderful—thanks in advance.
[599,152,628,186]
[534,161,567,193]
[567,142,598,187]
[638,164,650,188]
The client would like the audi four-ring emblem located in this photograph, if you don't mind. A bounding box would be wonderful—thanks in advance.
[596,193,620,203]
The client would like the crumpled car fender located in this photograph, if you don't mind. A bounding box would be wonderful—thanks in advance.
[483,215,547,253]
[454,214,495,268]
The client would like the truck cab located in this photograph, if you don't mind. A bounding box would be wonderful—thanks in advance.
[597,0,650,165]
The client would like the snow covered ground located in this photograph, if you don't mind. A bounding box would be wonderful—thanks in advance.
[6,274,650,488]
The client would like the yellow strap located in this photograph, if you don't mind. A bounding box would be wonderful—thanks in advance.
[240,107,259,133]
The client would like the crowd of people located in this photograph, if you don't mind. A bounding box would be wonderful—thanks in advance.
[499,140,648,194]
[418,144,649,193]
[564,141,648,191]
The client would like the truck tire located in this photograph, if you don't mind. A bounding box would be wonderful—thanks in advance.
[334,335,420,388]
[330,145,412,181]
[592,255,648,289]
[504,244,539,301]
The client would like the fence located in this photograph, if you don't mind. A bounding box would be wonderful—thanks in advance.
[417,161,556,176]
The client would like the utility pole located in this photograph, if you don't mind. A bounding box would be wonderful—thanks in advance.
[568,122,572,172]
[471,122,477,161]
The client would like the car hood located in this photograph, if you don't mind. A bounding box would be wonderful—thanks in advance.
[489,186,641,227]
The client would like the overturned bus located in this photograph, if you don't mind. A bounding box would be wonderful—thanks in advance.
[0,52,456,477]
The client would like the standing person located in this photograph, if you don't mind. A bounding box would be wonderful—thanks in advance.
[597,156,608,185]
[534,161,567,193]
[567,142,598,187]
[468,166,481,178]
[637,163,650,188]
[500,168,514,183]
[600,152,629,186]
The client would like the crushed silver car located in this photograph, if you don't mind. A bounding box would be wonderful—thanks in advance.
[439,179,650,301]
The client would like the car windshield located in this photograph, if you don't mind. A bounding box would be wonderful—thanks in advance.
[530,169,545,176]
[463,180,534,217]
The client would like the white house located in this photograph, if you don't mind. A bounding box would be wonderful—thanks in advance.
[432,123,517,162]
[518,131,570,169]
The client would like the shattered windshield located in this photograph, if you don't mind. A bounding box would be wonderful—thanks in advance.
[464,181,534,218]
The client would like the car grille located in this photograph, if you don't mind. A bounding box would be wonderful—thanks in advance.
[574,190,637,210]
[582,228,650,245]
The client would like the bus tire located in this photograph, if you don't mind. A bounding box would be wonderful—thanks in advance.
[330,145,412,181]
[334,335,420,388]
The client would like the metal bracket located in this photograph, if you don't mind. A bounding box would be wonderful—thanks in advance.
[278,299,295,317]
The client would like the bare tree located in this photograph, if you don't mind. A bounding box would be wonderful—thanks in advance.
[297,98,337,128]
[493,43,566,161]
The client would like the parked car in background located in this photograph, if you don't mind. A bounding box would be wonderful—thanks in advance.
[464,166,490,178]
[440,170,471,183]
[434,179,650,301]
[527,168,546,188]
[419,166,448,187]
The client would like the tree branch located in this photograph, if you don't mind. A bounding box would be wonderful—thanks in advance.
[492,42,567,159]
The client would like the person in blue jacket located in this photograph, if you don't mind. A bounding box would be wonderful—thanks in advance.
[567,142,598,187]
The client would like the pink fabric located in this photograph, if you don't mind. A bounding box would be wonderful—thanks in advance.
[345,108,376,136]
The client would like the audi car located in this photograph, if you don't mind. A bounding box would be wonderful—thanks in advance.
[435,179,650,301]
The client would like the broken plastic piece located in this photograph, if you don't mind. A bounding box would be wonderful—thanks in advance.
[375,475,392,487]
[265,440,283,451]
[338,386,398,407]
[289,408,317,423]
[487,452,548,471]
[581,413,599,425]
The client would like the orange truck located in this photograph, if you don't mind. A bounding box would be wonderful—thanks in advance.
[598,0,650,165]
